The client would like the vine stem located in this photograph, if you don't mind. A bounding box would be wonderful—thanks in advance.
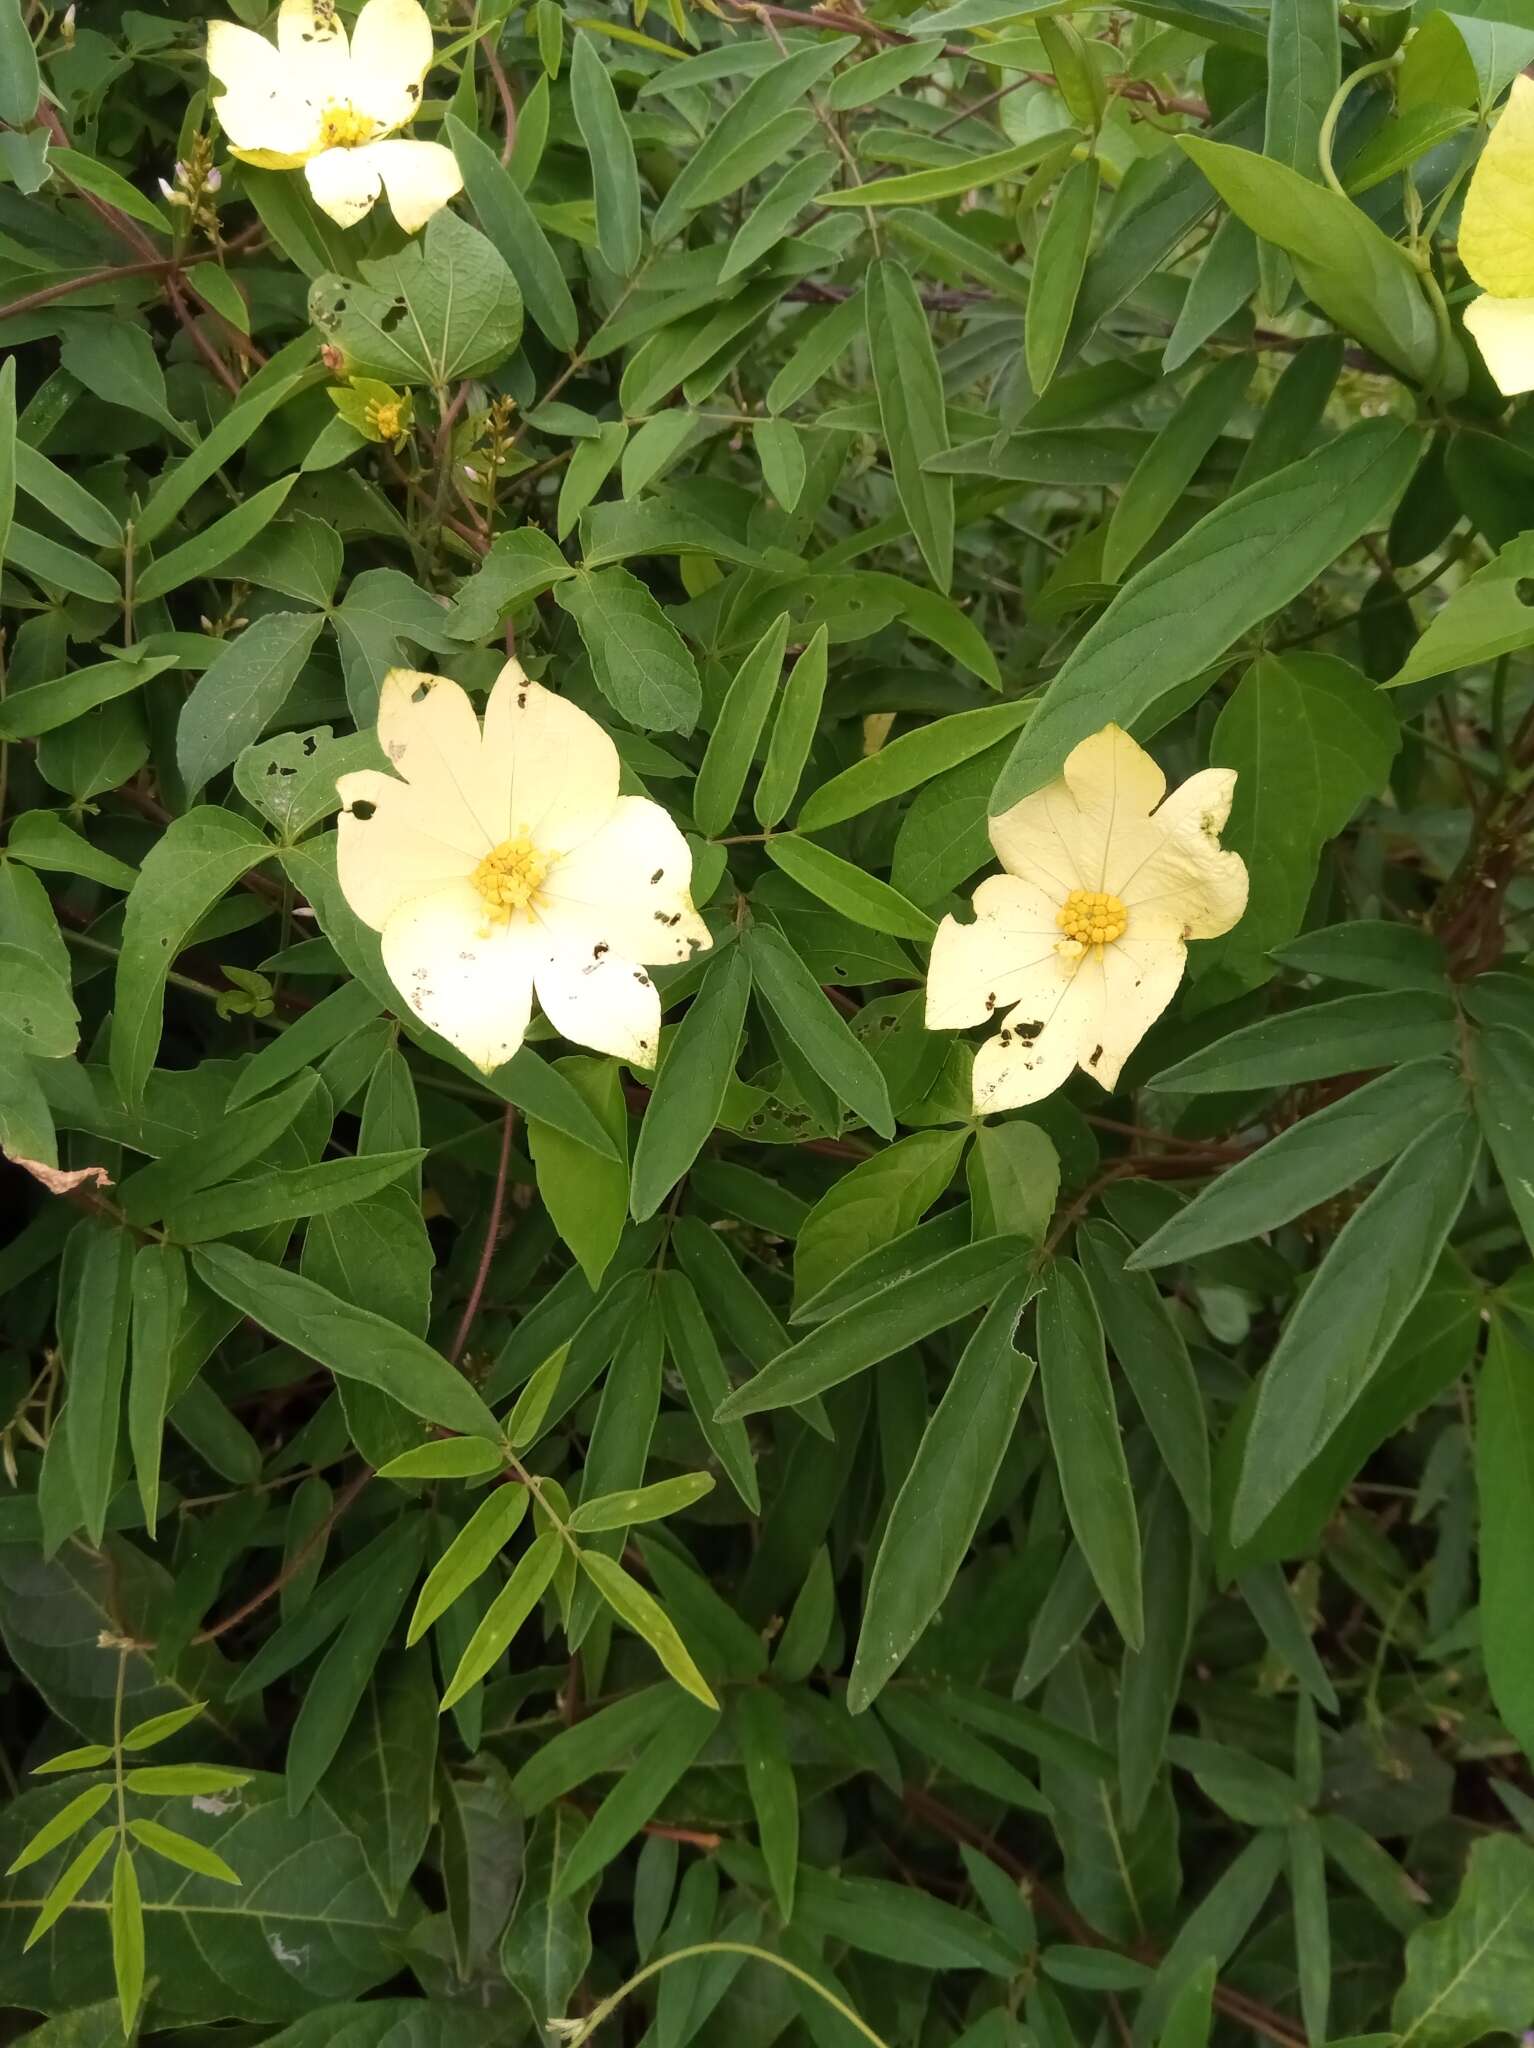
[558,1942,891,2048]
[448,1103,517,1365]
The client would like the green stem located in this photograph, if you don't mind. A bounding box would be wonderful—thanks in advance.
[1317,55,1400,200]
[560,1943,891,2048]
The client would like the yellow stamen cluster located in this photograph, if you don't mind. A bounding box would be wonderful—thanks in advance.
[319,102,377,149]
[1057,888,1127,948]
[472,833,550,924]
[366,399,404,441]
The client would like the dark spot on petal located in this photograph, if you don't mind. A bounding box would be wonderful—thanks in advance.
[350,798,376,820]
[517,689,528,707]
[594,941,609,959]
[984,991,997,1012]
[1015,1019,1043,1043]
[650,868,664,884]
[1089,1044,1103,1067]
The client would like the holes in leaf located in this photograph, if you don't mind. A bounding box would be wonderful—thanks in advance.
[1516,577,1534,606]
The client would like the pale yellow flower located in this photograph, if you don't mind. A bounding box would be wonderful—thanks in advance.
[337,664,711,1074]
[925,725,1247,1114]
[1459,75,1534,395]
[207,0,463,233]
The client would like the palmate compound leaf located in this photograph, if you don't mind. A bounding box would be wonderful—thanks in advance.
[0,1775,413,2023]
[309,210,523,387]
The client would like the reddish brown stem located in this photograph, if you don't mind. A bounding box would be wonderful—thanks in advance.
[193,1465,372,1644]
[448,1104,517,1365]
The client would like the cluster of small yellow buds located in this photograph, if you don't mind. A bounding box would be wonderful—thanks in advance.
[329,376,414,450]
[1056,888,1128,948]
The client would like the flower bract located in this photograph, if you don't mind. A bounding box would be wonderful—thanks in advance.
[207,0,463,232]
[337,664,712,1073]
[925,723,1248,1114]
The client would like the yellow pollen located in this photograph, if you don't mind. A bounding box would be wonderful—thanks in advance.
[1056,887,1128,950]
[318,102,377,149]
[472,833,550,923]
[366,399,403,440]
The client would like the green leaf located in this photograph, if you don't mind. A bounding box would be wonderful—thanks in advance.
[0,0,40,124]
[631,944,751,1222]
[970,1119,1059,1245]
[110,807,270,1105]
[1474,1024,1534,1259]
[799,699,1031,832]
[1133,1058,1465,1268]
[992,421,1418,807]
[793,1865,1021,1975]
[310,210,523,385]
[830,134,1075,211]
[554,567,701,733]
[447,113,578,351]
[577,1550,719,1708]
[406,1487,529,1643]
[1103,354,1251,581]
[653,38,854,242]
[742,924,894,1138]
[1231,1110,1480,1542]
[1260,0,1339,303]
[177,612,327,794]
[569,1471,714,1533]
[848,1273,1039,1709]
[110,1846,144,2036]
[794,1128,968,1313]
[190,1243,501,1440]
[0,942,77,1058]
[656,1271,761,1512]
[734,1688,799,1920]
[551,1696,718,1896]
[0,1776,410,2020]
[1197,653,1399,999]
[557,421,627,541]
[13,441,122,548]
[1117,1476,1199,1830]
[135,373,306,548]
[378,1439,504,1481]
[527,1056,630,1287]
[1177,138,1440,384]
[866,258,953,592]
[571,31,641,275]
[1388,530,1534,687]
[0,654,177,741]
[135,474,298,605]
[0,355,15,568]
[694,614,790,838]
[58,1222,135,1548]
[163,1149,423,1243]
[439,1528,562,1709]
[6,1784,114,1876]
[1037,1259,1143,1649]
[314,1646,436,1909]
[765,837,937,943]
[724,154,836,283]
[126,1818,239,1886]
[7,526,121,605]
[1152,990,1456,1095]
[717,1235,1024,1419]
[1077,1222,1211,1532]
[1478,1314,1534,1762]
[1393,1835,1534,2048]
[1026,158,1100,396]
[127,1243,185,1538]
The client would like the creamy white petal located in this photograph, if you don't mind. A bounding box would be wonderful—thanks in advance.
[335,768,479,930]
[482,669,622,856]
[376,668,506,847]
[305,143,383,227]
[1061,723,1167,891]
[988,782,1086,897]
[925,873,1063,1031]
[349,0,434,130]
[208,21,322,156]
[971,955,1098,1115]
[538,798,710,965]
[277,0,350,108]
[380,883,535,1072]
[1117,769,1247,940]
[371,138,463,232]
[1463,293,1534,397]
[1079,917,1188,1090]
[534,948,662,1068]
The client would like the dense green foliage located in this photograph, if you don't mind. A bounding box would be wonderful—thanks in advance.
[5,1,1534,2045]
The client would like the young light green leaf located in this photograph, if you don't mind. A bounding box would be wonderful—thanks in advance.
[440,1528,562,1710]
[569,1472,715,1533]
[127,1819,240,1886]
[407,1487,530,1645]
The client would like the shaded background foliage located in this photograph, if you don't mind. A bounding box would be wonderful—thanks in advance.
[4,0,1534,2045]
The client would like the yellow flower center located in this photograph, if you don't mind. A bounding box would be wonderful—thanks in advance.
[1056,888,1128,951]
[318,102,378,149]
[472,833,550,924]
[366,399,404,440]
